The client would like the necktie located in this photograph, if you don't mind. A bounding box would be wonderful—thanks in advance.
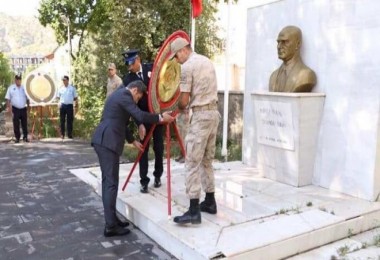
[138,72,143,80]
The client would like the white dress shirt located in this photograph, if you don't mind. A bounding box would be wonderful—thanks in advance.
[57,85,78,104]
[5,84,29,109]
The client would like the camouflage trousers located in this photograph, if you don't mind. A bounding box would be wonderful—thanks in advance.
[176,110,189,144]
[185,110,220,199]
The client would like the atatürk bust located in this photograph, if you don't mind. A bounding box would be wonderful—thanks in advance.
[269,26,317,92]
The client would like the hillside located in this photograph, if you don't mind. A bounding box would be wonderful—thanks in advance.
[0,12,58,56]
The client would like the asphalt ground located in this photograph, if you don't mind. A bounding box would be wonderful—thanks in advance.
[0,138,175,260]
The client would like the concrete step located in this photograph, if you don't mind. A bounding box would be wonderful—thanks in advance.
[70,161,380,260]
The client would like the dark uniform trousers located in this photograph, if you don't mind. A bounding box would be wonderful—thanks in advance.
[122,64,164,186]
[139,124,164,186]
[93,143,120,228]
[60,104,74,137]
[12,106,28,141]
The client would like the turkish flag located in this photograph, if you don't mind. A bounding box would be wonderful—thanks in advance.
[191,0,203,18]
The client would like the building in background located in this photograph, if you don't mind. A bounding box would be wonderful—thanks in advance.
[9,55,48,75]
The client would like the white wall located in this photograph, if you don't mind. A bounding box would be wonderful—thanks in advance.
[243,0,380,201]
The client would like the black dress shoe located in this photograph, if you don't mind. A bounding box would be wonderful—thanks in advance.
[154,178,161,188]
[104,226,130,237]
[140,184,148,193]
[15,139,20,143]
[116,217,130,227]
[23,138,29,143]
[173,209,201,224]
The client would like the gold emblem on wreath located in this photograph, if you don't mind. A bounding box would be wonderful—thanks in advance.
[158,60,181,102]
[25,72,56,104]
[30,75,51,101]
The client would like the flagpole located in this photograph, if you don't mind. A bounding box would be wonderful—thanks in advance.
[190,2,195,49]
[191,18,195,49]
[221,0,231,159]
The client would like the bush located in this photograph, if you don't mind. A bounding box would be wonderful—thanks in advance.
[42,117,58,137]
[122,135,242,163]
[214,137,242,161]
[27,106,60,138]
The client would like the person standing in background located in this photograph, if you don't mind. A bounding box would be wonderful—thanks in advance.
[5,74,30,143]
[56,75,78,139]
[106,63,122,97]
[122,49,164,194]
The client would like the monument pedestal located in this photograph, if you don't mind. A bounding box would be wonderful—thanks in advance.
[252,92,325,187]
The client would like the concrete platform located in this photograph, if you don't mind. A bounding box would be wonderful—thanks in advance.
[70,160,380,260]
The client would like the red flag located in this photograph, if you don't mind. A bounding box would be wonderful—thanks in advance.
[191,0,203,18]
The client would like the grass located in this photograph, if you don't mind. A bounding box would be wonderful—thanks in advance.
[373,234,380,247]
[347,228,354,238]
[275,206,301,215]
[336,244,350,256]
[214,137,242,161]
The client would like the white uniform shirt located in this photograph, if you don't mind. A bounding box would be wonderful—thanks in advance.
[56,85,78,104]
[5,84,29,109]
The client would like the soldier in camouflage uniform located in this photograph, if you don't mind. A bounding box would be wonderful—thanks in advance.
[169,37,220,225]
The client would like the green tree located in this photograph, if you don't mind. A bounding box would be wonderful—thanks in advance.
[38,0,234,139]
[38,0,228,61]
[38,0,109,60]
[0,52,13,111]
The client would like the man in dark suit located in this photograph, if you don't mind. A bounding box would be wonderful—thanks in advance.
[91,80,174,237]
[122,49,164,194]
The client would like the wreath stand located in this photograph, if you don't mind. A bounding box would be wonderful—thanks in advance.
[121,120,185,218]
[121,29,190,218]
[30,105,60,140]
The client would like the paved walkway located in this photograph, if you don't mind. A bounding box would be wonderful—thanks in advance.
[0,137,175,260]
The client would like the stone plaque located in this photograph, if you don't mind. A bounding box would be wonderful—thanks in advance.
[254,100,294,150]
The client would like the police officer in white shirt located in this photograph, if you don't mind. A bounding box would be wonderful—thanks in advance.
[5,74,30,143]
[56,75,78,139]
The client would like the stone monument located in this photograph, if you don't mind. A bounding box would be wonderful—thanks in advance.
[250,25,325,187]
[269,26,317,93]
[244,0,380,201]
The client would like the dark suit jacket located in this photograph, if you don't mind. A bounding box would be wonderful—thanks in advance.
[91,87,159,156]
[122,63,153,113]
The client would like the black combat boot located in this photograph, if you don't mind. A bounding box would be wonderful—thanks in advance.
[173,199,201,224]
[200,192,217,214]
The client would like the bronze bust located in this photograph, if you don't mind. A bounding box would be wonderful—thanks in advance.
[269,26,317,92]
